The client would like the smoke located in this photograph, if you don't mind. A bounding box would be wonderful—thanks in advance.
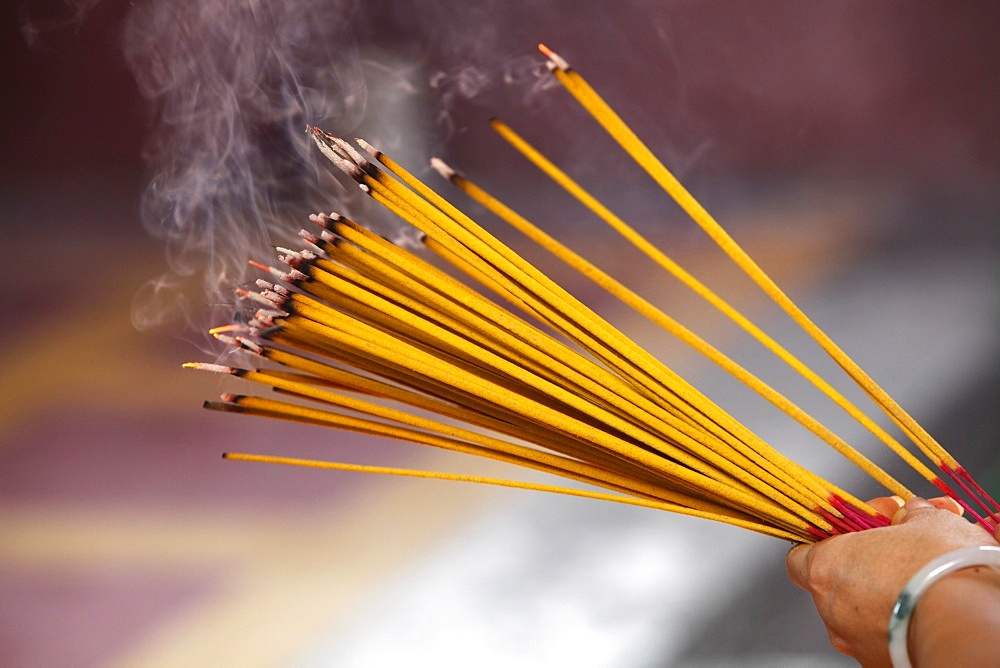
[430,55,556,136]
[119,0,558,334]
[123,0,379,331]
[18,0,105,47]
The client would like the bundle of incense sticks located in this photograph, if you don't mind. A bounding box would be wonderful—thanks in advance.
[187,45,999,542]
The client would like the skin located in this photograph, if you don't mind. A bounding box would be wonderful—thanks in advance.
[786,496,1000,667]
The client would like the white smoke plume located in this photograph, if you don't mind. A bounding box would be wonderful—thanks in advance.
[120,0,556,335]
[123,0,377,332]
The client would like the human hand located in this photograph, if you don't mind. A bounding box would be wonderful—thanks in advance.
[785,496,1000,667]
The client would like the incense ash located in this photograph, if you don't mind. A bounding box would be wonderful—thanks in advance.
[186,45,999,543]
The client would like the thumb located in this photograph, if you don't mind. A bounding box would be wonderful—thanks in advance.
[786,543,812,590]
[891,497,935,525]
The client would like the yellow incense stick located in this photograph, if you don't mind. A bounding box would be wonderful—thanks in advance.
[340,143,879,520]
[222,452,805,541]
[537,44,952,470]
[185,46,1000,541]
[432,156,917,498]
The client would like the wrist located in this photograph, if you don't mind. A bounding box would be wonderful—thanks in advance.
[909,565,1000,667]
[889,545,1000,668]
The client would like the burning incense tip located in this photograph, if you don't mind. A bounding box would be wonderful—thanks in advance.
[430,157,458,181]
[538,43,570,71]
[298,229,322,246]
[237,288,278,308]
[235,337,264,354]
[249,318,281,336]
[355,137,381,159]
[308,126,363,178]
[275,246,305,260]
[249,260,288,281]
[309,212,346,232]
[254,307,288,320]
[260,289,290,308]
[276,251,305,268]
[208,323,249,336]
[331,136,371,172]
[183,362,236,375]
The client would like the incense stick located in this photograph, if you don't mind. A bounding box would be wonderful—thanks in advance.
[430,155,918,499]
[186,45,999,540]
[535,43,998,528]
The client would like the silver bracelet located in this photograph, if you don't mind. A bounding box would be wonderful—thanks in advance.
[888,544,1000,668]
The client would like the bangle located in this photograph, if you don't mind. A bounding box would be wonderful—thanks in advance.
[888,545,1000,668]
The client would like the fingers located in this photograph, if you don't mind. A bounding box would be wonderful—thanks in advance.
[891,497,939,525]
[867,495,904,518]
[927,496,964,516]
[890,496,935,524]
[865,495,963,522]
[789,495,982,591]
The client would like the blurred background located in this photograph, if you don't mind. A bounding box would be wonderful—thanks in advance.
[2,1,998,665]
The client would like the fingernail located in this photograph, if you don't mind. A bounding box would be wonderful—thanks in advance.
[892,506,907,524]
[785,544,810,588]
